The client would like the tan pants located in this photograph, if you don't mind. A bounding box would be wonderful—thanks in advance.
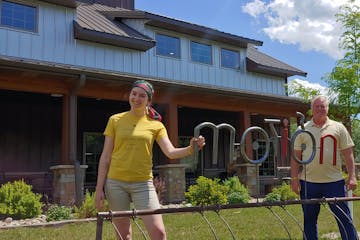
[105,178,160,211]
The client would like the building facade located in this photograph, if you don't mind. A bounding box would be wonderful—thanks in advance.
[0,0,308,204]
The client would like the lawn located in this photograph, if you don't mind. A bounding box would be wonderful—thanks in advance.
[1,202,359,240]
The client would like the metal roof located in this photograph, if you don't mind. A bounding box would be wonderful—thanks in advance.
[103,10,263,48]
[247,46,307,77]
[75,3,155,50]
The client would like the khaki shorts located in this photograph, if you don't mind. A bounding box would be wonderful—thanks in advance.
[105,178,160,211]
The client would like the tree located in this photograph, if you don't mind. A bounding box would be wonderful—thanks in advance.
[286,80,321,118]
[287,1,359,161]
[325,0,360,130]
[353,119,360,162]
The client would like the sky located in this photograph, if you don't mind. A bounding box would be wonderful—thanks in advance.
[135,0,359,93]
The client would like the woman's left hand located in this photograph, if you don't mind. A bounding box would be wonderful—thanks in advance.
[190,135,206,150]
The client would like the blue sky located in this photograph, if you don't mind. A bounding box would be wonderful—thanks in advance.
[135,0,358,92]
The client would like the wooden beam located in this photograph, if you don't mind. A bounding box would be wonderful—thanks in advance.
[165,101,179,163]
[61,95,71,165]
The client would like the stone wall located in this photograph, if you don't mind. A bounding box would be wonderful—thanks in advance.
[156,164,187,204]
[50,165,87,205]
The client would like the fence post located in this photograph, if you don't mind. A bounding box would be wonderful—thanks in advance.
[96,213,104,240]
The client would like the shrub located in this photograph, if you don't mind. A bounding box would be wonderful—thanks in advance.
[352,180,360,196]
[185,176,229,206]
[0,179,43,219]
[264,192,281,202]
[264,182,298,202]
[74,190,109,219]
[227,192,250,204]
[45,204,73,222]
[222,176,250,204]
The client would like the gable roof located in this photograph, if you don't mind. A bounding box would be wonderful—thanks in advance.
[103,10,263,48]
[75,3,262,50]
[247,46,307,77]
[75,4,156,50]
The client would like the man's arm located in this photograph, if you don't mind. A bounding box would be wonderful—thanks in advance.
[290,149,302,194]
[342,147,357,191]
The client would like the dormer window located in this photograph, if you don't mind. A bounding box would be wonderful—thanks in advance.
[190,41,212,65]
[156,33,180,58]
[221,48,240,69]
[0,0,37,32]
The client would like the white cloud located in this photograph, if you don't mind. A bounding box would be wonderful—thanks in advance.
[288,78,334,99]
[289,78,327,93]
[242,0,359,59]
[242,0,267,17]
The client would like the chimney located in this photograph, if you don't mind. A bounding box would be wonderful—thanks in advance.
[94,0,134,9]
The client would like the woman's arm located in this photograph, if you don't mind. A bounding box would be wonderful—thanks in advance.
[95,135,114,210]
[157,135,205,160]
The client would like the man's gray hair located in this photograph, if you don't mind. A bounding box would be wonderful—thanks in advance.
[311,95,329,109]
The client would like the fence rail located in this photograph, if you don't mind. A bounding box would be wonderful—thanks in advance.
[96,196,360,240]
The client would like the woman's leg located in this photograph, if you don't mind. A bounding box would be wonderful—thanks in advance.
[141,214,166,240]
[112,217,132,240]
[105,179,132,239]
[132,180,167,240]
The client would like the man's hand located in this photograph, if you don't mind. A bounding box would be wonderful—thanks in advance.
[291,178,300,195]
[346,175,358,191]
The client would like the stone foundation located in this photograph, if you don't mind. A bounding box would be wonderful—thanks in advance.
[50,165,87,205]
[234,163,258,196]
[156,164,187,204]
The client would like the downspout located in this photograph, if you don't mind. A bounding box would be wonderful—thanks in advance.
[69,74,86,206]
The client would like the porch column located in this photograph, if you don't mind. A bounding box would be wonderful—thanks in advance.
[235,111,259,196]
[155,101,187,203]
[239,111,252,162]
[165,101,179,162]
[61,95,70,165]
[54,74,86,206]
[70,74,86,207]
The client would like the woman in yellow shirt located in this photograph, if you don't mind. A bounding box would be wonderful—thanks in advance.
[95,80,205,240]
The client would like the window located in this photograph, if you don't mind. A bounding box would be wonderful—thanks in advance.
[0,0,37,32]
[258,140,275,176]
[83,132,104,191]
[190,41,212,64]
[221,48,240,69]
[156,33,180,58]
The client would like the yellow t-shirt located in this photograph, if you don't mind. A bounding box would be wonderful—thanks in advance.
[104,111,168,182]
[294,117,354,183]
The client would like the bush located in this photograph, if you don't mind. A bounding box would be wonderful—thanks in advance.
[45,204,73,222]
[185,176,229,206]
[264,192,282,202]
[264,182,298,202]
[0,179,43,219]
[352,180,360,196]
[222,176,250,204]
[74,190,109,219]
[227,191,250,204]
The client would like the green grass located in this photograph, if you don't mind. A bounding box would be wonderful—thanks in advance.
[1,202,360,240]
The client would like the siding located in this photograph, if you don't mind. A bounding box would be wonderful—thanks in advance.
[0,2,286,95]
